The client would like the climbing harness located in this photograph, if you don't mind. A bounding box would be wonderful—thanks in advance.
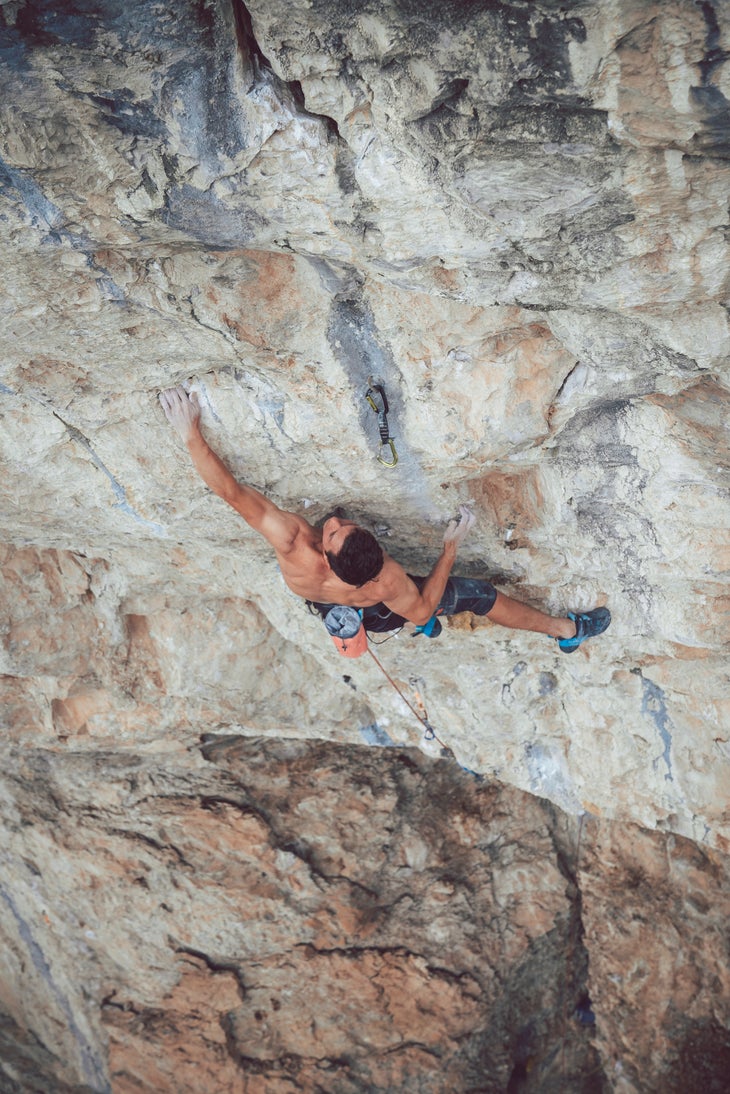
[365,377,398,467]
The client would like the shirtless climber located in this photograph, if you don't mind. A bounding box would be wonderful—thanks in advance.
[159,386,610,652]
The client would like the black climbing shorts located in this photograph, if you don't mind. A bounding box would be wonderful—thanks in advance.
[439,575,498,618]
[309,575,498,634]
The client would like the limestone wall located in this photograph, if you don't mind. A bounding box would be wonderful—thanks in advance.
[3,738,729,1093]
[0,1,729,1089]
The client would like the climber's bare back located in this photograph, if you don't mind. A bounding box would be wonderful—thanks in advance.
[272,513,415,611]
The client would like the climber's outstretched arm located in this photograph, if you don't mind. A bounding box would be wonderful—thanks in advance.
[379,506,476,625]
[159,386,300,554]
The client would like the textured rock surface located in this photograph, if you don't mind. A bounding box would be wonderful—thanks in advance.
[1,738,729,1093]
[1,0,728,842]
[0,0,729,1089]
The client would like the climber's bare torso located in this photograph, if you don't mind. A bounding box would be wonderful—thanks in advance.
[264,511,419,614]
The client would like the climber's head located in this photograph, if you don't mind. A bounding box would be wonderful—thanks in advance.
[323,517,384,587]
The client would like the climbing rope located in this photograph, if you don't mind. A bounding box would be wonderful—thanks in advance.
[319,603,456,757]
[365,643,451,752]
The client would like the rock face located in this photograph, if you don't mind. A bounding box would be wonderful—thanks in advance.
[2,737,729,1094]
[0,0,729,1089]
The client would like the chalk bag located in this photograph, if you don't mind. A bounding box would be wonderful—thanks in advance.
[324,605,368,658]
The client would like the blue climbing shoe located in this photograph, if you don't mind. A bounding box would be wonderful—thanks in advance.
[414,614,442,638]
[557,607,611,653]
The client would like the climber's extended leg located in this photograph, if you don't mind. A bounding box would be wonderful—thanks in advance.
[441,578,574,639]
[485,593,612,651]
[486,590,576,640]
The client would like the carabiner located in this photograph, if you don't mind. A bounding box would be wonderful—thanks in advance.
[377,438,398,467]
[366,390,383,415]
[422,719,436,741]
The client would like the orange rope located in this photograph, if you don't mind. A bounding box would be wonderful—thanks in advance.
[366,645,451,751]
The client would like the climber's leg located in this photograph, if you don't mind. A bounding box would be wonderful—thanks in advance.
[484,590,576,640]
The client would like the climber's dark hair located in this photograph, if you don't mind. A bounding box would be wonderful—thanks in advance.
[326,527,384,587]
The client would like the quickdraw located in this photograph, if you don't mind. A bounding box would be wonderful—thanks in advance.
[366,646,440,740]
[365,378,398,467]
